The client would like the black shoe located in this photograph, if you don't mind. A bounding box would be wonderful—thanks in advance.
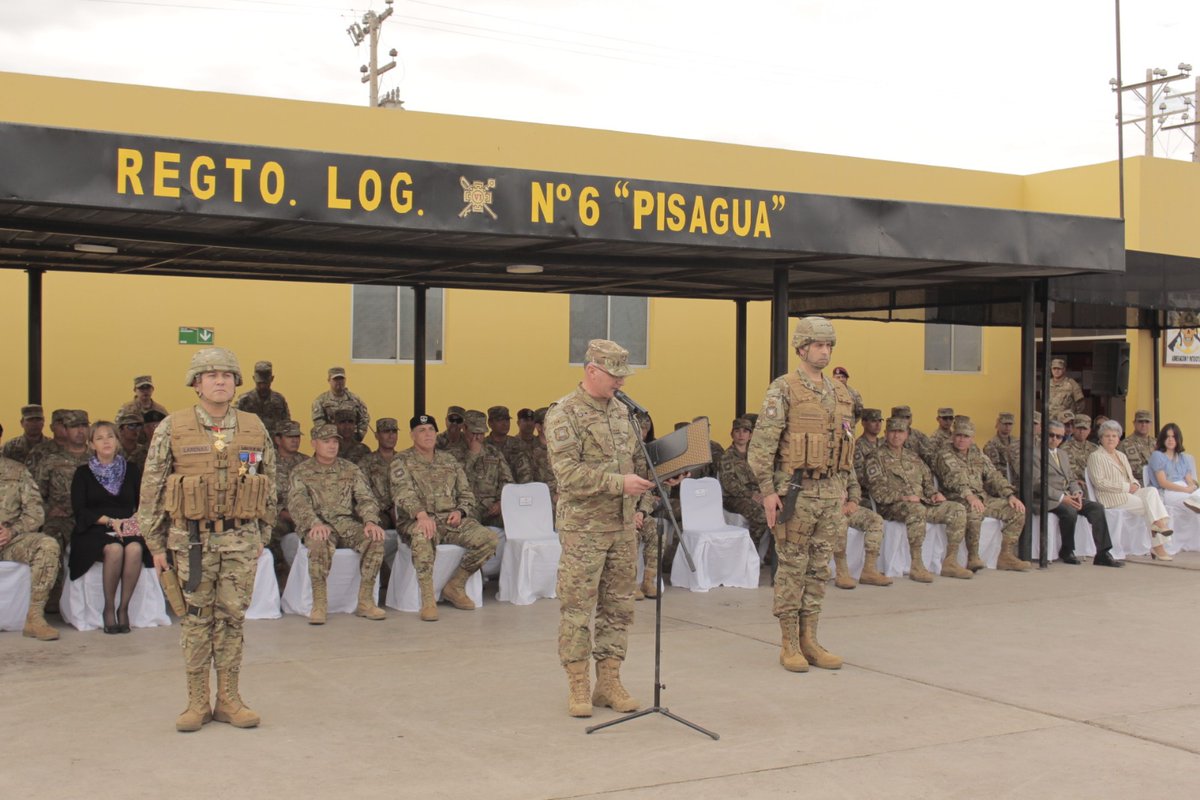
[1094,551,1124,568]
[1060,553,1080,565]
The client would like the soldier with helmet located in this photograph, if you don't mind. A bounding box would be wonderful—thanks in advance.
[747,316,854,673]
[137,347,276,732]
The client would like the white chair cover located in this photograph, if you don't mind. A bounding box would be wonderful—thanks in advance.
[827,527,866,578]
[385,542,483,612]
[60,561,170,631]
[1085,474,1150,559]
[957,517,1004,568]
[0,561,32,632]
[1160,491,1200,554]
[1030,514,1063,562]
[880,521,947,578]
[670,478,759,592]
[245,550,281,620]
[497,483,561,605]
[281,544,379,617]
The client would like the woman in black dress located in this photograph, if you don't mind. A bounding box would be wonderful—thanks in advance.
[70,421,150,633]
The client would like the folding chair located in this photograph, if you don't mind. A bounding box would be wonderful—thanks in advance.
[669,477,758,591]
[497,482,561,605]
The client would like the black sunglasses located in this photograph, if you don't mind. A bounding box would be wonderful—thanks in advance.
[447,414,464,424]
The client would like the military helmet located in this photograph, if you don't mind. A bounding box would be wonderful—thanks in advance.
[791,316,837,349]
[185,347,243,387]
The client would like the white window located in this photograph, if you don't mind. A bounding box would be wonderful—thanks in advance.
[569,295,648,366]
[924,323,981,372]
[351,286,444,362]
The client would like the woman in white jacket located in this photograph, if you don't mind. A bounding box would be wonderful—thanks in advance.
[1087,419,1173,560]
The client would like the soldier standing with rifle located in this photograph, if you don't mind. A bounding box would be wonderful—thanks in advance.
[748,317,855,673]
[138,348,276,732]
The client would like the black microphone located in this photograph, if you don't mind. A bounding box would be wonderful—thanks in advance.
[613,389,649,416]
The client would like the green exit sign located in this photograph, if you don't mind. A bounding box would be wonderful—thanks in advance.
[179,327,215,345]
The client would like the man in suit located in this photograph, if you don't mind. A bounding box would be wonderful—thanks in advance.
[1032,420,1122,568]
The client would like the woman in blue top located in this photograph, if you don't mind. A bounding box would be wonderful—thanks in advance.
[1148,423,1200,515]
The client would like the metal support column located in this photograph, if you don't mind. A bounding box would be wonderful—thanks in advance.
[413,285,427,414]
[735,299,748,417]
[27,268,43,404]
[769,268,789,380]
[1152,312,1162,430]
[1037,280,1052,568]
[1018,280,1035,560]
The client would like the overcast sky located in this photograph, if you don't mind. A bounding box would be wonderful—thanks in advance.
[0,0,1196,174]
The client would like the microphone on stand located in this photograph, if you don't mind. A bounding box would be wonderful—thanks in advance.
[613,389,649,416]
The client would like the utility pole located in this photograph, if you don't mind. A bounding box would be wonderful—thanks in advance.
[1161,76,1200,162]
[1111,63,1193,158]
[347,0,399,108]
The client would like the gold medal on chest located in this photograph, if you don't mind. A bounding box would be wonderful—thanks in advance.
[214,432,228,452]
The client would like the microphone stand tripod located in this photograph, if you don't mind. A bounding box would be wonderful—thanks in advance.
[585,410,719,740]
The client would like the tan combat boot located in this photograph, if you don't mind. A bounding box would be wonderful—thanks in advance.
[940,550,973,579]
[565,660,592,718]
[798,615,843,670]
[308,578,327,625]
[858,549,893,586]
[176,671,213,732]
[908,543,934,583]
[22,605,59,641]
[418,578,438,621]
[441,567,476,610]
[833,551,857,589]
[965,530,986,572]
[592,658,639,712]
[213,669,260,728]
[354,582,386,621]
[996,538,1032,572]
[778,616,809,672]
[641,559,659,599]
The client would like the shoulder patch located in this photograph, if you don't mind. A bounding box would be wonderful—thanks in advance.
[553,426,570,442]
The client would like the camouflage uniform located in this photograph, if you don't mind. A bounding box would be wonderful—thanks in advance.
[0,456,60,639]
[311,386,369,442]
[270,447,309,569]
[1,409,46,464]
[116,398,170,423]
[840,467,889,585]
[1119,433,1155,482]
[461,442,513,527]
[487,434,535,484]
[235,389,291,435]
[1048,375,1085,420]
[1061,418,1098,483]
[983,433,1021,485]
[35,414,90,554]
[718,444,769,546]
[24,438,63,483]
[339,439,372,464]
[934,437,1024,572]
[357,450,397,529]
[923,409,956,467]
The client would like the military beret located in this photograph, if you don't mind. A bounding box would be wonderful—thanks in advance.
[63,410,90,427]
[1134,409,1153,423]
[832,366,849,378]
[861,408,882,422]
[328,366,346,379]
[951,417,975,436]
[142,409,166,423]
[488,405,510,420]
[311,423,340,440]
[1073,415,1092,429]
[937,407,955,418]
[731,417,753,432]
[885,416,909,432]
[375,417,399,433]
[253,361,273,380]
[890,405,912,419]
[116,412,143,427]
[332,409,357,423]
[585,339,633,377]
[997,412,1015,424]
[274,420,302,437]
[464,410,488,434]
[410,414,438,431]
[133,375,154,388]
[1050,357,1066,369]
[20,405,44,421]
[516,408,535,421]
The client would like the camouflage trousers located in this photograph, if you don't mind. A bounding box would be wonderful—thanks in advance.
[401,518,497,586]
[879,500,967,546]
[725,496,770,546]
[303,520,384,585]
[268,516,295,567]
[773,496,844,620]
[0,532,61,605]
[966,495,1025,544]
[841,505,884,553]
[42,516,73,549]
[557,526,636,665]
[169,526,258,674]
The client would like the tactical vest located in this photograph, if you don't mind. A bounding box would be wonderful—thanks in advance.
[778,372,855,478]
[163,408,271,524]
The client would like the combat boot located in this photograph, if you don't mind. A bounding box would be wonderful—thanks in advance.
[641,560,659,599]
[996,538,1032,572]
[908,543,934,583]
[940,551,973,579]
[418,578,438,621]
[565,660,592,718]
[833,551,857,589]
[308,578,327,625]
[858,549,893,586]
[798,615,842,670]
[441,567,476,610]
[778,616,809,672]
[214,669,260,728]
[965,531,986,572]
[354,582,386,621]
[175,671,212,732]
[592,658,639,712]
[22,606,59,641]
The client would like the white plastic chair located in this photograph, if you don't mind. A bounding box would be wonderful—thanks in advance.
[880,520,947,578]
[60,559,171,632]
[385,542,483,612]
[280,540,380,617]
[0,561,32,632]
[245,550,281,620]
[1085,474,1150,559]
[497,482,561,605]
[669,477,759,591]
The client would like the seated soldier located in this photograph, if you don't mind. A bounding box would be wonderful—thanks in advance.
[865,416,967,583]
[287,424,386,624]
[357,418,401,530]
[934,417,1030,573]
[116,412,148,467]
[459,410,513,528]
[435,406,466,452]
[335,410,370,463]
[269,420,308,588]
[1061,414,1099,482]
[0,422,60,640]
[390,415,498,621]
[1,405,45,464]
[839,456,892,588]
[718,417,770,549]
[983,412,1021,485]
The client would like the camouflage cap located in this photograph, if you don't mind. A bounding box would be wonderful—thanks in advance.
[446,405,466,417]
[50,408,69,425]
[116,412,143,427]
[885,416,909,432]
[311,423,340,440]
[890,405,913,419]
[585,339,633,377]
[517,407,535,420]
[410,414,438,431]
[328,366,346,379]
[274,420,302,437]
[731,417,754,432]
[1050,357,1066,369]
[375,417,399,433]
[133,375,154,388]
[332,409,357,424]
[1134,409,1153,423]
[488,405,511,420]
[20,404,44,420]
[951,417,975,436]
[937,407,955,417]
[533,406,549,425]
[1056,411,1075,424]
[861,408,883,422]
[997,412,1015,424]
[464,410,489,434]
[253,360,273,381]
[743,413,759,426]
[185,347,242,387]
[63,410,90,427]
[1073,415,1092,429]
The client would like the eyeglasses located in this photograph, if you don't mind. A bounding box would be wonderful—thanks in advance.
[1047,433,1063,440]
[938,415,954,420]
[447,415,464,424]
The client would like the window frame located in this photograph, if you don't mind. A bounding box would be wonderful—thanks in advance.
[349,285,447,364]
